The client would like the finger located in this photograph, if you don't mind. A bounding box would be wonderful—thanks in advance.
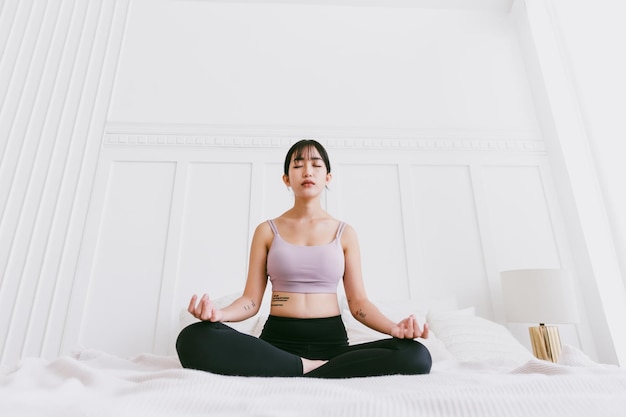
[188,295,198,314]
[206,297,218,322]
[395,323,404,339]
[399,316,410,339]
[422,322,430,339]
[403,316,410,338]
[210,306,220,322]
[407,315,416,338]
[413,316,424,339]
[414,316,423,338]
[201,295,212,320]
[193,294,203,319]
[193,295,206,318]
[208,296,220,321]
[205,296,220,322]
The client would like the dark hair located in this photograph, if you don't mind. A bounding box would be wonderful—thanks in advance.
[283,139,331,176]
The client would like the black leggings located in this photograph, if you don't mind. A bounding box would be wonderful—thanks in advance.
[176,315,432,378]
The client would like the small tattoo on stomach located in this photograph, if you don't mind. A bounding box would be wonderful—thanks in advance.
[271,294,290,307]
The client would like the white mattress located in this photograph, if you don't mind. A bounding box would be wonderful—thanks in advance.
[1,345,625,417]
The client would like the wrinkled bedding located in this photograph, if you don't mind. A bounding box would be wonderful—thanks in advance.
[2,345,625,417]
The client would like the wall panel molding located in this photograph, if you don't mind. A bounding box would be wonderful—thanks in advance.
[103,124,545,153]
[76,148,566,357]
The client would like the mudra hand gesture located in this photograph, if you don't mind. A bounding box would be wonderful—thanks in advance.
[390,315,429,339]
[188,294,224,322]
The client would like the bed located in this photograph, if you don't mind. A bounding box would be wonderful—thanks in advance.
[2,299,625,417]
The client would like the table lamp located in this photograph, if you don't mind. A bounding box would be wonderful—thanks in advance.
[500,268,578,363]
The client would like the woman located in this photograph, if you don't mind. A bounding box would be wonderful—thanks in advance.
[176,139,431,378]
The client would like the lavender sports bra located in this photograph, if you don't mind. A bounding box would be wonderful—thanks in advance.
[266,219,346,294]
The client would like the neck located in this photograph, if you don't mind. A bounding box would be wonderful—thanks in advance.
[288,197,326,220]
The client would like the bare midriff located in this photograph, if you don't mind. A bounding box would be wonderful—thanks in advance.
[269,292,341,318]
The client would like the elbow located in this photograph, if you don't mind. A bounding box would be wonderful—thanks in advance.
[250,299,263,316]
[346,296,371,322]
[352,308,367,321]
[241,296,262,317]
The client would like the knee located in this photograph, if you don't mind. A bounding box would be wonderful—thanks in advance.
[176,322,197,354]
[175,322,200,366]
[398,340,432,375]
[175,321,221,369]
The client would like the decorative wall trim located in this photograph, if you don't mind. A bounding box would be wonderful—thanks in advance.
[103,125,545,153]
[0,0,132,368]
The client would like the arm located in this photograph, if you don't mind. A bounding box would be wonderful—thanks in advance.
[341,224,429,339]
[188,222,271,322]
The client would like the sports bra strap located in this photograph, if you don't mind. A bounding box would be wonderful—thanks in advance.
[335,222,347,239]
[267,219,279,235]
[268,219,345,239]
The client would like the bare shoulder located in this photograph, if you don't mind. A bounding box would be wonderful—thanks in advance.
[255,219,272,232]
[252,220,274,246]
[339,222,360,246]
[340,221,357,235]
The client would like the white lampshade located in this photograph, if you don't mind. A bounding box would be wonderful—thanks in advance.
[500,269,578,324]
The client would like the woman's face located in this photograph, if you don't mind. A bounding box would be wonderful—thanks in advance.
[284,147,331,196]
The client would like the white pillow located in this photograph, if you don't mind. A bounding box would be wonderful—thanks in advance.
[427,308,533,363]
[416,330,456,362]
[251,314,268,338]
[341,308,380,344]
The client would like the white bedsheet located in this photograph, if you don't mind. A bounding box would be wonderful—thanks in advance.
[2,345,625,417]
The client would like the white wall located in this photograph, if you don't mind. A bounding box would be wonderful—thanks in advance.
[109,0,538,130]
[550,0,626,295]
[96,0,562,357]
[1,0,622,367]
[514,0,626,366]
[551,0,626,365]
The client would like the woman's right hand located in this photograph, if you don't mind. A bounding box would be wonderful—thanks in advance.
[188,294,224,322]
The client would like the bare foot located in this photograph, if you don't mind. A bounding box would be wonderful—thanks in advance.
[301,358,328,374]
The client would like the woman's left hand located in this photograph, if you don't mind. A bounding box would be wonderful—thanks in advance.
[390,315,429,339]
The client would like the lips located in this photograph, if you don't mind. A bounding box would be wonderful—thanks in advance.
[301,180,315,186]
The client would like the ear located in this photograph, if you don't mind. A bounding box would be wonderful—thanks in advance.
[326,172,332,185]
[282,174,290,187]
